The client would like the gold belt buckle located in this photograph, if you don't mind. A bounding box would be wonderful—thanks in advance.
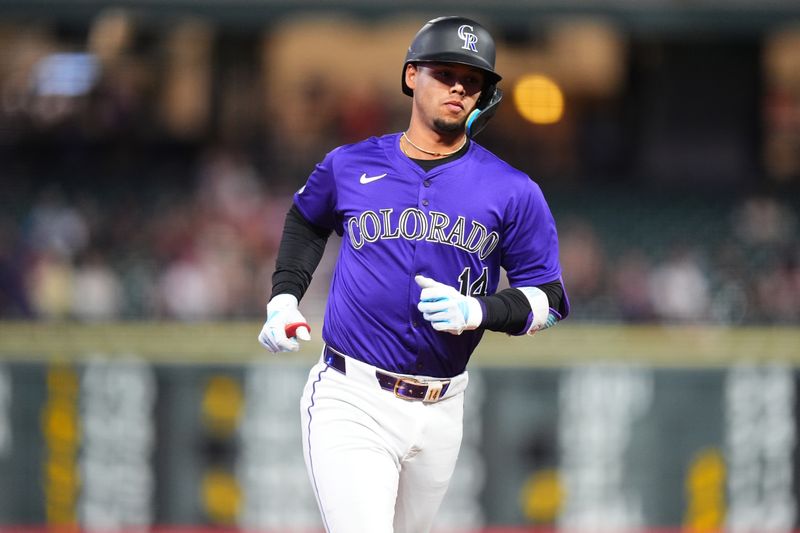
[393,376,421,400]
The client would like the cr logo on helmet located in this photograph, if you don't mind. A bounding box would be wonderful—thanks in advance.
[458,25,478,52]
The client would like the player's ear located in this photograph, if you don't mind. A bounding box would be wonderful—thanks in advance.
[405,63,418,92]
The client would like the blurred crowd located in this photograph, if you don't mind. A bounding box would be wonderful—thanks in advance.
[0,148,306,321]
[557,193,800,324]
[1,156,799,324]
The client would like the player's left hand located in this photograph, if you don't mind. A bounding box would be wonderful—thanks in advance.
[258,294,311,352]
[415,275,483,335]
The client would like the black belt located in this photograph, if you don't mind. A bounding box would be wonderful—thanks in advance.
[323,346,451,403]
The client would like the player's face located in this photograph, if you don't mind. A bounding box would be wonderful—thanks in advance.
[407,62,485,134]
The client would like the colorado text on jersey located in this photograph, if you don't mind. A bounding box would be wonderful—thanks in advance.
[346,207,500,260]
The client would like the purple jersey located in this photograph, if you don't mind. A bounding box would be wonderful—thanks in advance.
[294,132,564,378]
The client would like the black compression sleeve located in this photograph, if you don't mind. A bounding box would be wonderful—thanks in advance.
[477,281,564,334]
[270,204,332,301]
[537,281,564,313]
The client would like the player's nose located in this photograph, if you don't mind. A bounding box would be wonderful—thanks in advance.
[450,82,466,96]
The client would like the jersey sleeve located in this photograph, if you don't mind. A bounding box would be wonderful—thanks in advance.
[293,148,340,232]
[501,178,563,289]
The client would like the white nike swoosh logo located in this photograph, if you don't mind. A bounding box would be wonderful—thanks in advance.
[359,172,387,184]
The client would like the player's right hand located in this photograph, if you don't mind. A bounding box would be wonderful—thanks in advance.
[257,294,311,353]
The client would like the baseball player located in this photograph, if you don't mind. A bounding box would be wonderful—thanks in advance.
[258,16,569,533]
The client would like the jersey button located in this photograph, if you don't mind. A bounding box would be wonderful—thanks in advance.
[412,321,418,328]
[422,199,429,206]
[423,180,431,188]
[416,363,424,371]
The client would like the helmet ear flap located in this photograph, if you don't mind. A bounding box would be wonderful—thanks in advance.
[466,87,502,138]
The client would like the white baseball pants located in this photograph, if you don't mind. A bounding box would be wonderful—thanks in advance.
[300,348,468,533]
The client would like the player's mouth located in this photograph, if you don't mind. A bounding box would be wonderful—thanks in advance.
[443,100,464,113]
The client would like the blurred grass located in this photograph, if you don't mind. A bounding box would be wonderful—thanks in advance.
[0,321,797,367]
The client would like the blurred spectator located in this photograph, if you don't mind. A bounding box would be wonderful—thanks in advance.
[158,248,225,321]
[25,187,89,259]
[72,248,124,321]
[753,248,800,323]
[192,222,253,318]
[612,249,655,322]
[708,242,750,324]
[196,149,264,222]
[732,195,797,246]
[29,248,74,319]
[558,218,607,319]
[647,246,711,323]
[0,217,34,318]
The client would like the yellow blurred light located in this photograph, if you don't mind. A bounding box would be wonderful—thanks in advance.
[513,74,565,125]
[520,468,564,523]
[202,374,243,436]
[202,469,241,524]
[684,448,726,531]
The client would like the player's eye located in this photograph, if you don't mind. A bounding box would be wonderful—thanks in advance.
[435,70,453,81]
[461,76,484,94]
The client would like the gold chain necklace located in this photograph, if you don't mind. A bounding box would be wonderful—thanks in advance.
[401,132,467,158]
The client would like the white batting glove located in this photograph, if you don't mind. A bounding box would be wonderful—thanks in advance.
[257,294,311,352]
[416,275,483,335]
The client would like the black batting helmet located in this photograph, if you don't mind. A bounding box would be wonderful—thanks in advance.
[402,16,503,137]
[401,16,502,97]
